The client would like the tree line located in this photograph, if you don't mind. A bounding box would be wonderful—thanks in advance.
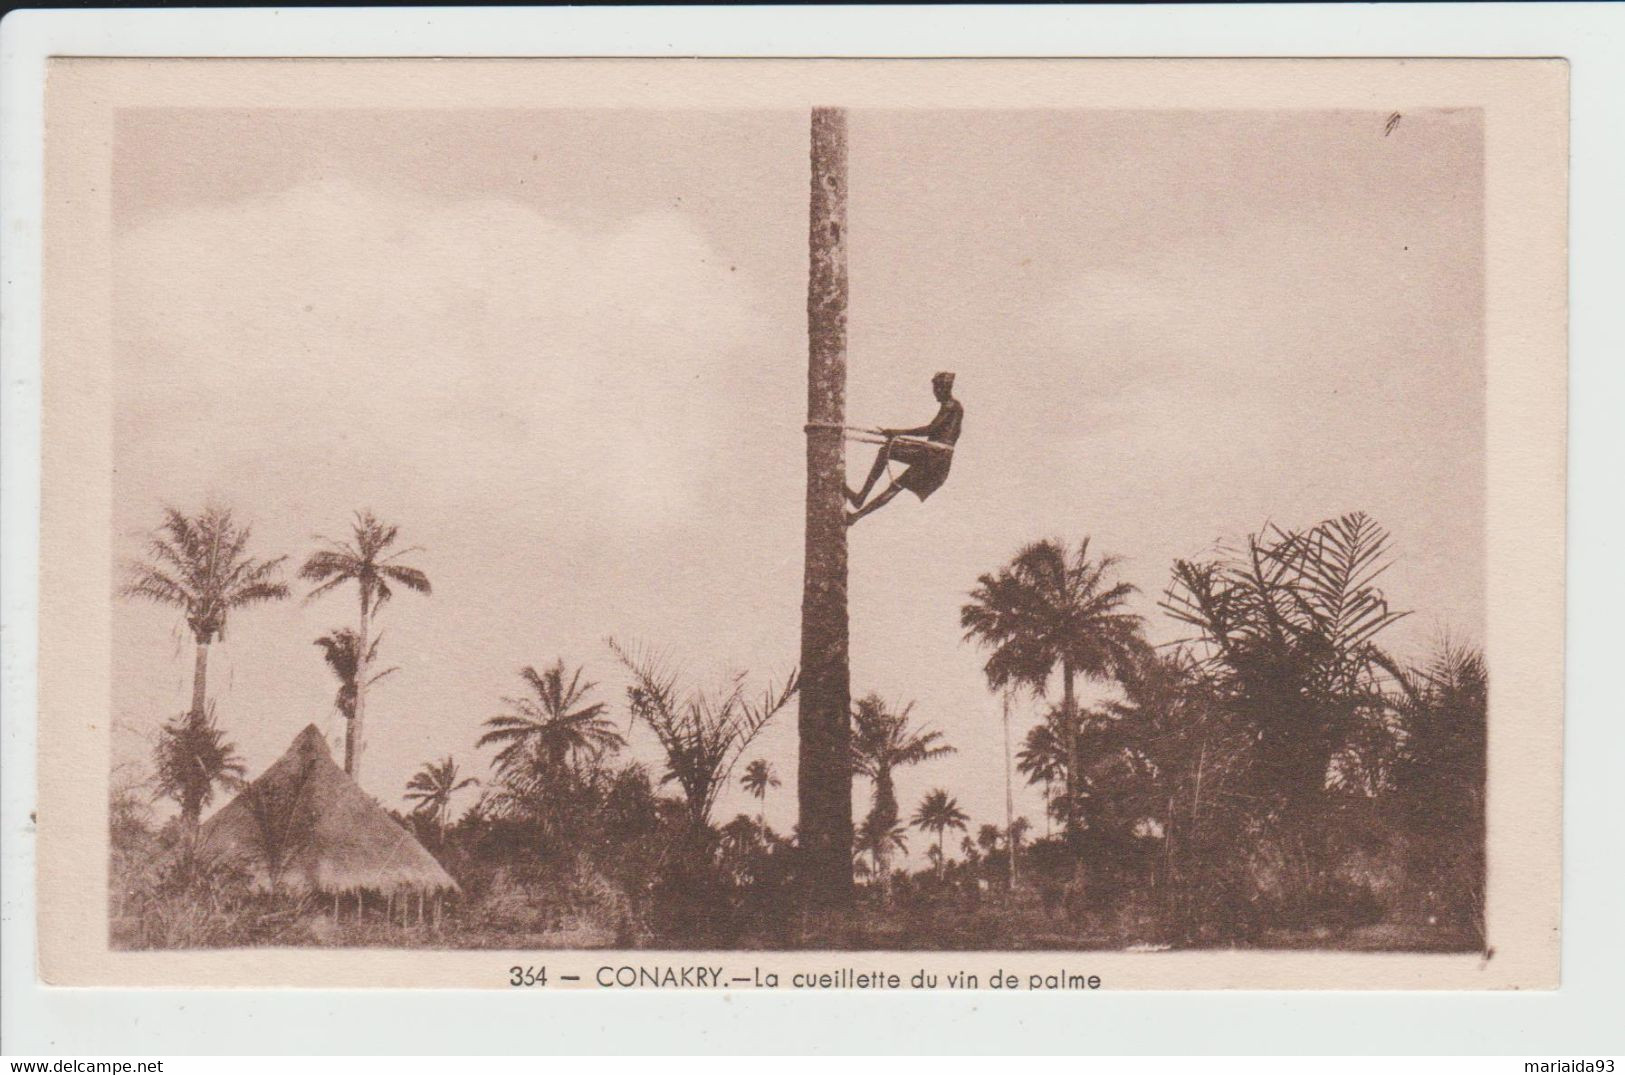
[117,502,1484,949]
[961,515,1485,944]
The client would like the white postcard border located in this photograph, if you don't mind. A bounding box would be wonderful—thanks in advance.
[3,4,1621,1056]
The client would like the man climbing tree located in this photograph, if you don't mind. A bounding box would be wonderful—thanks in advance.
[846,371,964,526]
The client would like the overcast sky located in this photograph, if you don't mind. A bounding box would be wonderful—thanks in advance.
[111,107,1484,854]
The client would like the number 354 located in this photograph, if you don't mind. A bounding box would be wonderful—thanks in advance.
[509,966,548,987]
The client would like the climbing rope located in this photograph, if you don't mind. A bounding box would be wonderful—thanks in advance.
[803,422,953,453]
[804,422,882,435]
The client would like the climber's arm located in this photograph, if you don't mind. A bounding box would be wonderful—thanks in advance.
[882,405,949,439]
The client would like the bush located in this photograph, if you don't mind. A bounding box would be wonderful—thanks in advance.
[113,842,308,949]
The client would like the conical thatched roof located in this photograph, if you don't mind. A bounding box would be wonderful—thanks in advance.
[197,724,457,896]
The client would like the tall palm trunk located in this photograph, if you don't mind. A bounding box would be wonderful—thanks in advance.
[797,105,853,906]
[1062,660,1079,842]
[181,632,212,840]
[190,638,210,720]
[347,587,371,779]
[874,768,897,830]
[180,782,205,831]
[1003,692,1017,889]
[869,770,899,899]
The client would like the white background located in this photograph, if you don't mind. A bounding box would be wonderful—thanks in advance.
[3,4,1622,1056]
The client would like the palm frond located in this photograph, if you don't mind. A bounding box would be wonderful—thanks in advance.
[380,563,431,597]
[613,637,795,827]
[122,505,289,642]
[480,659,623,787]
[298,549,358,584]
[963,535,1143,697]
[120,570,192,608]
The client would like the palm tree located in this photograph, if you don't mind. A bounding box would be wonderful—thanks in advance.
[122,504,289,720]
[300,511,431,781]
[404,756,478,836]
[719,813,769,885]
[1162,512,1407,812]
[612,639,796,831]
[1388,639,1487,937]
[720,813,764,854]
[151,704,246,832]
[740,759,780,826]
[1008,815,1032,853]
[478,661,623,782]
[800,107,852,907]
[1014,714,1066,844]
[313,628,398,757]
[962,537,1145,841]
[1017,710,1069,830]
[911,788,969,879]
[853,812,908,885]
[850,694,954,837]
[1014,703,1116,830]
[1007,815,1032,887]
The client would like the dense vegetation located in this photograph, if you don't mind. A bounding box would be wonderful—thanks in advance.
[112,504,1484,951]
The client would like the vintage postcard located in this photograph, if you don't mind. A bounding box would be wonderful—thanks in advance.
[35,57,1566,990]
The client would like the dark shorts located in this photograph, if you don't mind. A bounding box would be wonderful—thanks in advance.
[891,440,954,500]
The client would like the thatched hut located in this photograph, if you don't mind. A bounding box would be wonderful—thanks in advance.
[197,724,458,902]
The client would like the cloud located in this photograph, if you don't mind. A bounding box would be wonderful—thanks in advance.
[111,178,810,807]
[115,178,778,526]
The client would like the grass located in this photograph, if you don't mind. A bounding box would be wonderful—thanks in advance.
[111,880,1479,953]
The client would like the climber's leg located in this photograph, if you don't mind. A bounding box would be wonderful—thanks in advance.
[846,482,905,526]
[848,441,893,507]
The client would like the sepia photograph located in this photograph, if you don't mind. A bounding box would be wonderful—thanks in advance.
[30,56,1567,991]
